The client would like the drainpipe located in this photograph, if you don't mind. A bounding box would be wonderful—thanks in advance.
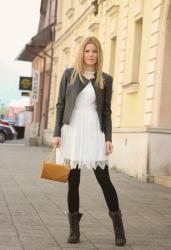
[45,0,58,129]
[49,0,52,25]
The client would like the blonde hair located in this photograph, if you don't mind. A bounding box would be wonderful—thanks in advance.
[70,36,104,89]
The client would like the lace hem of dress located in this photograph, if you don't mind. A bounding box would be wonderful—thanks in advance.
[63,158,111,170]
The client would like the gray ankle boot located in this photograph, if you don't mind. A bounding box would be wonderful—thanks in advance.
[109,209,126,246]
[67,212,83,243]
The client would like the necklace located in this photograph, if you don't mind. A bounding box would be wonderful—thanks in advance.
[84,70,95,73]
[83,70,95,80]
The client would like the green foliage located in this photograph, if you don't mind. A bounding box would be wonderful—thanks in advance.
[0,106,9,117]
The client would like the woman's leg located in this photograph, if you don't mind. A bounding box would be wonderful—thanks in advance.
[67,165,82,243]
[67,165,81,212]
[93,165,119,211]
[93,165,126,246]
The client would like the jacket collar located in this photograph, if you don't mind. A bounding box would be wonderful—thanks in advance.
[81,71,97,85]
[81,72,100,98]
[75,71,100,105]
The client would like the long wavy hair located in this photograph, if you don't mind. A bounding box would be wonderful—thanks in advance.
[70,36,105,89]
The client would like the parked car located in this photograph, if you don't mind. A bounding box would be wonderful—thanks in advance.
[0,118,15,126]
[0,124,17,143]
[0,119,9,126]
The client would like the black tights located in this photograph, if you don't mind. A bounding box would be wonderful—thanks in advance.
[67,165,119,213]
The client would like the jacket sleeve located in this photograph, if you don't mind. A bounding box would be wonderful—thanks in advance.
[53,69,69,137]
[102,76,113,142]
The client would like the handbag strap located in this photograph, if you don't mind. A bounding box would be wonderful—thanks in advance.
[46,146,64,162]
[45,146,56,162]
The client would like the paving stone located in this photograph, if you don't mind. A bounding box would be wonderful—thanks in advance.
[155,238,171,248]
[0,248,23,250]
[131,247,167,250]
[24,248,60,250]
[63,248,97,250]
[0,235,22,247]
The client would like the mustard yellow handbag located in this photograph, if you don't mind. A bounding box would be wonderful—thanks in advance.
[40,146,70,182]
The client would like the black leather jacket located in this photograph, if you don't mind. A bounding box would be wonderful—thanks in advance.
[54,68,113,142]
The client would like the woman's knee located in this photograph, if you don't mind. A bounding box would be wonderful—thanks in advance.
[94,166,111,185]
[68,168,80,189]
[68,178,80,190]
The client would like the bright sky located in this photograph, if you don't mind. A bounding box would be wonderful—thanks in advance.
[0,0,41,105]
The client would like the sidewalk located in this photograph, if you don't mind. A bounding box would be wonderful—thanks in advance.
[0,144,170,250]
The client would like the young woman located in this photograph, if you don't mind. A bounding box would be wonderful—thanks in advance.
[52,36,126,247]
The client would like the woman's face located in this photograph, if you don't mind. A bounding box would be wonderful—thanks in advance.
[83,43,98,68]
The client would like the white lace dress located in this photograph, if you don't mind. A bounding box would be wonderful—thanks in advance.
[57,71,112,170]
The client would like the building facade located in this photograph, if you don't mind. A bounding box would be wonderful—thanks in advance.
[17,0,57,145]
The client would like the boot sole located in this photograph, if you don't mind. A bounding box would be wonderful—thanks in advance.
[116,240,126,246]
[67,240,80,243]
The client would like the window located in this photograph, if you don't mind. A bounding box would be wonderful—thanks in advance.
[132,18,143,83]
[109,37,117,78]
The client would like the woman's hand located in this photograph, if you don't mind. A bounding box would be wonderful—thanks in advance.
[52,137,61,148]
[105,141,113,155]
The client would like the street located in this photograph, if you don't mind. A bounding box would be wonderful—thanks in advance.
[0,142,170,250]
